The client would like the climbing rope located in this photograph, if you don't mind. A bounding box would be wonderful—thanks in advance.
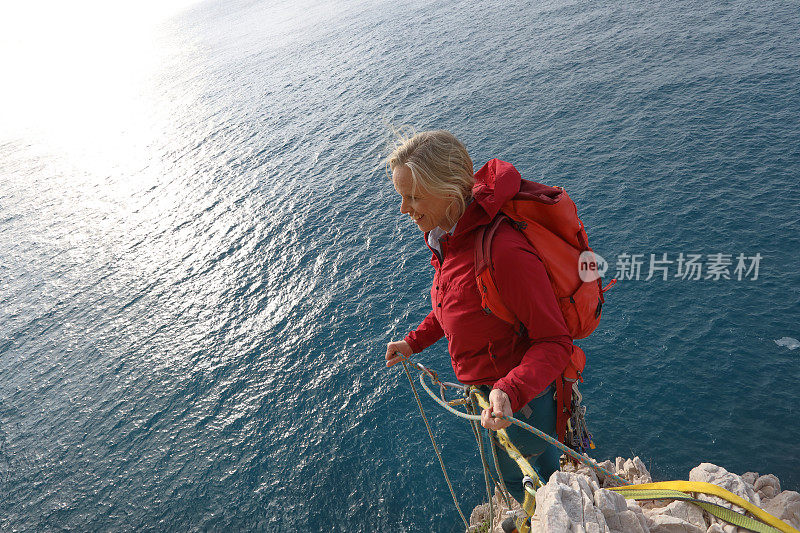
[414,363,628,486]
[473,413,495,532]
[488,431,513,510]
[399,359,469,529]
[469,387,540,530]
[397,358,800,533]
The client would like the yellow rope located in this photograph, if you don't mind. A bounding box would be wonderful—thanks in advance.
[398,359,798,533]
[470,388,539,532]
[610,481,800,533]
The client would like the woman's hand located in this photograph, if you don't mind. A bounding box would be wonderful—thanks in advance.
[481,388,513,430]
[385,340,413,367]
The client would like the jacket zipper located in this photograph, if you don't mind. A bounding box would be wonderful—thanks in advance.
[487,340,500,373]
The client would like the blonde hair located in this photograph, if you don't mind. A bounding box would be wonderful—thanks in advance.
[386,128,475,228]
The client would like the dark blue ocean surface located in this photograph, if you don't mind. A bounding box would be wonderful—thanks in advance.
[1,0,798,530]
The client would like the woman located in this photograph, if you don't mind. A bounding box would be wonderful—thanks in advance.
[384,129,573,502]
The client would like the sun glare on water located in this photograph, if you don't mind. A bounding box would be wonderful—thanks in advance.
[1,0,208,339]
[0,0,201,173]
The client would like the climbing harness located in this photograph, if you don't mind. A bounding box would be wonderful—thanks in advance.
[564,383,595,457]
[397,357,800,533]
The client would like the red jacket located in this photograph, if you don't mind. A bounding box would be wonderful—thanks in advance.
[404,159,572,412]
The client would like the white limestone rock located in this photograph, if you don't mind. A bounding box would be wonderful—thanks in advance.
[646,515,704,533]
[532,471,608,533]
[753,474,781,500]
[761,490,800,530]
[468,501,491,532]
[468,459,798,533]
[628,499,653,532]
[615,456,653,485]
[644,500,707,533]
[594,487,649,533]
[688,464,760,507]
[595,459,616,485]
[589,458,630,489]
[562,456,601,488]
[468,488,523,533]
[740,472,758,488]
[688,463,760,533]
[528,471,653,533]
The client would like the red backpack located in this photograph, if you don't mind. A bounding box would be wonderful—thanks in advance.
[473,178,614,445]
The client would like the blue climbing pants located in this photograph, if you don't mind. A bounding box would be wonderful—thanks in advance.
[476,384,560,504]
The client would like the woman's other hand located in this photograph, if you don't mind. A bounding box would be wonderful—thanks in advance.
[481,388,513,430]
[385,340,412,367]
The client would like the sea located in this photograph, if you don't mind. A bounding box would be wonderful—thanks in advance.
[1,0,798,530]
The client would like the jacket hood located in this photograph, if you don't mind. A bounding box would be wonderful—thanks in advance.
[454,158,521,235]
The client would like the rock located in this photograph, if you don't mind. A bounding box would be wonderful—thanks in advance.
[753,474,781,500]
[688,464,760,533]
[644,501,708,533]
[587,458,625,488]
[469,501,491,531]
[562,455,601,488]
[532,471,608,533]
[775,337,800,350]
[594,488,649,533]
[761,490,800,530]
[615,457,653,485]
[688,463,760,506]
[468,459,797,533]
[468,488,523,533]
[647,514,705,533]
[740,472,758,488]
[627,499,652,532]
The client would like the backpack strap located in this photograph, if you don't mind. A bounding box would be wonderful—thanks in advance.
[475,214,585,446]
[473,214,507,278]
[474,214,520,331]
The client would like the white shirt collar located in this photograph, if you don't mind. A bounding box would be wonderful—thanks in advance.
[426,197,473,254]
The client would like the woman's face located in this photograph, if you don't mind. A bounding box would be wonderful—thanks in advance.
[392,164,454,233]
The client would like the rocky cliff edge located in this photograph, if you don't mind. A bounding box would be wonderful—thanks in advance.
[469,458,800,533]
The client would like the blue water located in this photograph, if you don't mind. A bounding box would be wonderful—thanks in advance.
[1,0,799,530]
